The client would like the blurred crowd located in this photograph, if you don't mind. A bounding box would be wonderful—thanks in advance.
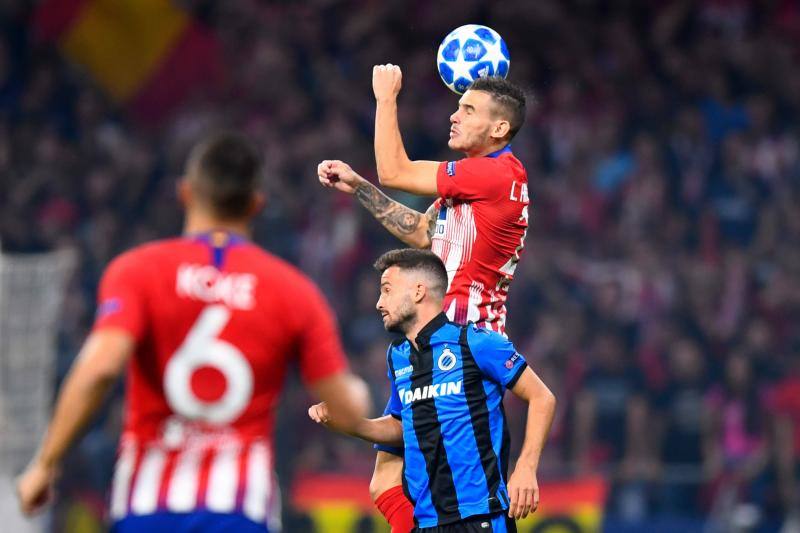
[2,0,800,530]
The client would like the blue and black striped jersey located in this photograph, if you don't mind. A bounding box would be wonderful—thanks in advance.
[385,313,528,528]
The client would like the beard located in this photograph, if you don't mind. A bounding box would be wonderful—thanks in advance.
[383,296,418,334]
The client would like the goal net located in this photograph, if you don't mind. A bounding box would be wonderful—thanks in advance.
[0,248,76,532]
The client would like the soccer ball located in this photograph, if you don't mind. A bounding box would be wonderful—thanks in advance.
[436,24,510,94]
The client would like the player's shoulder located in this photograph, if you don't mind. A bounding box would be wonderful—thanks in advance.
[457,154,503,170]
[458,148,526,179]
[242,245,316,285]
[503,150,526,168]
[239,246,332,307]
[465,323,511,350]
[496,151,527,179]
[386,338,402,361]
[465,322,505,339]
[104,238,183,273]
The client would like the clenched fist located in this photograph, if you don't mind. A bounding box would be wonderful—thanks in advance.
[17,460,58,516]
[308,402,331,425]
[316,160,366,194]
[373,64,402,102]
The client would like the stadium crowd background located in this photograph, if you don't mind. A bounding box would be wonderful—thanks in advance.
[2,0,800,531]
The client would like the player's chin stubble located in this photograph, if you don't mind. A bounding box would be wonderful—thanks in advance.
[383,299,417,335]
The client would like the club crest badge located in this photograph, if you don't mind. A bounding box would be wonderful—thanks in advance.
[438,347,457,371]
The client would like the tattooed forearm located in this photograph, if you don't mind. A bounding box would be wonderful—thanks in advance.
[424,202,438,241]
[354,180,422,236]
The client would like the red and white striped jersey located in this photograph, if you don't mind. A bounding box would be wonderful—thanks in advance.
[432,146,529,335]
[93,232,348,527]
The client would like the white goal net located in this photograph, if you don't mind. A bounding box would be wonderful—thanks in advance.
[0,248,76,532]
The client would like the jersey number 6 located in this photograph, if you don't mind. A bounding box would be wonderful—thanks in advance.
[164,304,254,424]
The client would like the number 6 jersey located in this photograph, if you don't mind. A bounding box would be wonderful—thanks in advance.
[93,231,349,529]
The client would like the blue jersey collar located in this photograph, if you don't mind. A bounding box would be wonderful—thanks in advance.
[412,312,450,346]
[187,230,248,246]
[487,145,512,158]
[187,230,248,269]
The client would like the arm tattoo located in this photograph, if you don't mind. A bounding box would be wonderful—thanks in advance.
[354,180,421,236]
[424,202,438,241]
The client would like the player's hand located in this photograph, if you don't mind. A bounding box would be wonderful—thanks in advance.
[317,160,366,194]
[308,402,331,425]
[16,459,58,516]
[506,462,539,520]
[372,64,402,101]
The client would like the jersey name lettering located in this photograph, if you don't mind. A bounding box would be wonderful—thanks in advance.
[509,181,528,202]
[176,263,256,310]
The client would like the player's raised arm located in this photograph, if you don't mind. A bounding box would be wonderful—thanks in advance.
[317,159,437,249]
[16,329,135,516]
[506,367,557,520]
[372,64,440,195]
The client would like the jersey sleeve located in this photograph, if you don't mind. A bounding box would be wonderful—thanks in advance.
[294,279,349,385]
[467,326,528,389]
[386,372,403,419]
[437,157,501,201]
[93,252,148,341]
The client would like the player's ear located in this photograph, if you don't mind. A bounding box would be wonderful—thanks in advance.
[491,119,510,141]
[413,282,426,304]
[177,178,192,208]
[249,191,267,216]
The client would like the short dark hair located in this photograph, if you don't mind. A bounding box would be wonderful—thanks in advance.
[188,132,262,219]
[374,249,448,297]
[468,76,527,140]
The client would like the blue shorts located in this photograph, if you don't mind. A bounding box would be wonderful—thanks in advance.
[374,398,403,456]
[111,511,269,533]
[413,512,516,532]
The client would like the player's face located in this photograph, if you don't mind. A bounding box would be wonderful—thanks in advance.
[376,267,418,334]
[448,90,497,153]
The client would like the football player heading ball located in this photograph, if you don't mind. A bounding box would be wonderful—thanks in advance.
[317,52,531,532]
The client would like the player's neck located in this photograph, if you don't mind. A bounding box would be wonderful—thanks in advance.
[183,211,251,239]
[467,141,507,158]
[405,305,442,350]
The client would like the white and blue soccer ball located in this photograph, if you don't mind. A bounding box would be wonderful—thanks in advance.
[436,24,510,94]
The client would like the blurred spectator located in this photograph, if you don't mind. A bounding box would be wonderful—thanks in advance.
[703,353,770,514]
[572,330,649,471]
[653,338,708,516]
[769,353,800,520]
